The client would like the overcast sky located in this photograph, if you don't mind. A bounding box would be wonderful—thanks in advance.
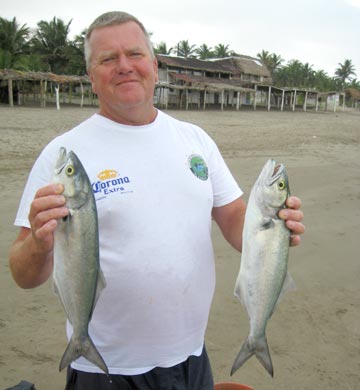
[2,0,359,77]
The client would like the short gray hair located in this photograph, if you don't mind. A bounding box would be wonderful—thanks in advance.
[84,11,154,70]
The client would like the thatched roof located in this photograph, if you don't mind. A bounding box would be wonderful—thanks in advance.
[213,56,271,78]
[345,88,360,100]
[156,54,271,82]
[156,54,232,74]
[0,69,90,84]
[168,73,254,92]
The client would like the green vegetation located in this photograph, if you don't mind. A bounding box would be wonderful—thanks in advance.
[0,16,358,95]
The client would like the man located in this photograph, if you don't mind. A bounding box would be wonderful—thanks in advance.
[9,11,305,390]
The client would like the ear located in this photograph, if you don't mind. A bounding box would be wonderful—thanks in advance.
[153,57,159,83]
[88,70,97,94]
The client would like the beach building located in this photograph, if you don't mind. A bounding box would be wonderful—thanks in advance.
[155,54,271,110]
[0,56,346,112]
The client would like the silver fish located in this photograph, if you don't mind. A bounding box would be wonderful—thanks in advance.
[53,147,108,374]
[231,159,295,377]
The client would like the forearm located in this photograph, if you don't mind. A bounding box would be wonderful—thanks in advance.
[9,228,53,289]
[212,197,247,252]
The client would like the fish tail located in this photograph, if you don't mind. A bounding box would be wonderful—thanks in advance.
[59,334,109,375]
[230,335,274,377]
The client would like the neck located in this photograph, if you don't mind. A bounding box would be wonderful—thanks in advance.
[99,104,158,126]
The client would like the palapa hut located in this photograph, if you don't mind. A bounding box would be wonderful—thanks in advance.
[345,88,360,108]
[155,54,269,110]
[0,69,92,108]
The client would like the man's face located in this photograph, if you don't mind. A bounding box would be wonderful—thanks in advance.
[88,21,158,124]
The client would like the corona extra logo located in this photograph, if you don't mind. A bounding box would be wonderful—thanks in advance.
[92,168,132,197]
[97,169,118,181]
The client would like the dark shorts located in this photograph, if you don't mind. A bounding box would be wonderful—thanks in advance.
[65,347,214,390]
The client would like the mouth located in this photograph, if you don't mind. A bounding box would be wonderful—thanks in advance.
[273,164,283,177]
[116,79,139,87]
[265,160,285,186]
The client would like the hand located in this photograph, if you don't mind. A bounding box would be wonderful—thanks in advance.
[278,196,305,247]
[28,183,69,254]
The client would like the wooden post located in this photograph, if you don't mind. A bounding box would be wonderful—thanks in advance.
[281,90,285,111]
[333,95,337,112]
[80,82,84,107]
[68,83,72,104]
[304,91,308,112]
[186,88,189,110]
[8,79,14,107]
[221,90,224,111]
[267,86,271,111]
[16,81,21,105]
[203,90,207,110]
[292,90,297,111]
[236,91,240,110]
[315,93,319,111]
[40,80,47,107]
[253,85,257,110]
[55,84,60,110]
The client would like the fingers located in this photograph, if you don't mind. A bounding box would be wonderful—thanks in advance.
[28,184,68,249]
[279,195,305,247]
[290,234,301,247]
[286,196,302,210]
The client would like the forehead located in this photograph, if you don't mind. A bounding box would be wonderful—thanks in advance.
[89,21,149,51]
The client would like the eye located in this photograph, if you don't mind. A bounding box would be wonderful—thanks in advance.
[278,180,286,190]
[129,50,144,58]
[100,56,116,64]
[66,164,75,176]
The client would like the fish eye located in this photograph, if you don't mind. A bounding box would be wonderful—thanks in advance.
[65,165,75,176]
[278,180,286,190]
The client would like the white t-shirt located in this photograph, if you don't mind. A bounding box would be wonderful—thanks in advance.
[15,110,243,375]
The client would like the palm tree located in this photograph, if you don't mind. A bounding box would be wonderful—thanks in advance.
[0,17,30,68]
[195,44,213,60]
[335,59,356,89]
[213,43,231,58]
[312,70,336,91]
[154,41,173,55]
[257,50,271,65]
[175,40,197,58]
[301,62,315,88]
[64,30,86,75]
[31,17,72,73]
[257,50,283,76]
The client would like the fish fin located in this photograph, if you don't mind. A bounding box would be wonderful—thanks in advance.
[93,268,106,310]
[276,271,296,306]
[260,218,275,230]
[231,335,274,377]
[52,280,59,296]
[59,334,109,375]
[231,337,254,376]
[53,279,74,325]
[254,335,274,377]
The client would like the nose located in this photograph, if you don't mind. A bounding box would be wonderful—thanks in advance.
[115,55,133,74]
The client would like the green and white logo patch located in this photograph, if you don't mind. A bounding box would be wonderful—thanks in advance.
[188,154,208,181]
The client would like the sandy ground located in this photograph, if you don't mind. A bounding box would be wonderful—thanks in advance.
[0,104,359,390]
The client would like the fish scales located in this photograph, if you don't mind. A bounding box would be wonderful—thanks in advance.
[231,159,295,377]
[53,147,108,374]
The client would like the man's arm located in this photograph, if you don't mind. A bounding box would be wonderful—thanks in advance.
[9,183,68,289]
[212,197,247,252]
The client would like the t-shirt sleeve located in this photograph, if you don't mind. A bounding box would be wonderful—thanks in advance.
[208,139,243,208]
[14,146,56,228]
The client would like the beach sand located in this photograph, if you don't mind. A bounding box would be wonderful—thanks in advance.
[0,105,359,389]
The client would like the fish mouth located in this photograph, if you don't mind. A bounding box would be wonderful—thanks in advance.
[262,159,285,186]
[54,147,68,174]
